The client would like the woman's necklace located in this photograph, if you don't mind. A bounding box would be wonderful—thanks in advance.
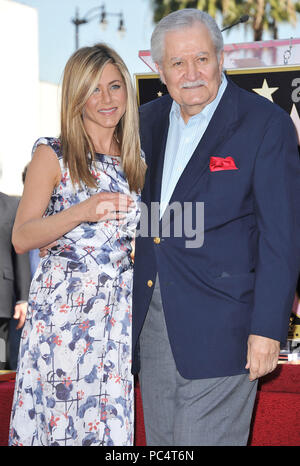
[95,134,120,156]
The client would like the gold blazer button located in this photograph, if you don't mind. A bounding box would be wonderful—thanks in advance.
[153,237,161,244]
[147,280,153,288]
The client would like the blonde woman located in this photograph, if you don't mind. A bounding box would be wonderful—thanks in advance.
[9,44,146,446]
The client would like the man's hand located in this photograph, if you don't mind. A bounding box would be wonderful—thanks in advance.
[39,241,58,258]
[245,334,280,381]
[13,301,28,329]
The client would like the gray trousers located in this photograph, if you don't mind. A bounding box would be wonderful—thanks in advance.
[138,277,258,446]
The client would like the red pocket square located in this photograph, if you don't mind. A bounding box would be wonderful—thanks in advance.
[209,156,238,172]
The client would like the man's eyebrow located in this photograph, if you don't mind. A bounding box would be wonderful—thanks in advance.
[169,56,184,62]
[169,51,209,61]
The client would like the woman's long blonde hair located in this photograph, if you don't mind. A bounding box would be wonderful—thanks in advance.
[60,43,146,192]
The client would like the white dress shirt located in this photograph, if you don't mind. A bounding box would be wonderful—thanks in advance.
[160,74,228,218]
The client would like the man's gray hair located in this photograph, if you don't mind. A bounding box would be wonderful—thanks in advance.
[151,9,224,66]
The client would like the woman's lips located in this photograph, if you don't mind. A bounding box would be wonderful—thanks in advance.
[98,107,117,115]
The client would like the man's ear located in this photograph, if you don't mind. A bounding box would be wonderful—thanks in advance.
[156,63,166,84]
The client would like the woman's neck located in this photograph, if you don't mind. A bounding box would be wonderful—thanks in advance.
[87,126,120,156]
[94,137,120,156]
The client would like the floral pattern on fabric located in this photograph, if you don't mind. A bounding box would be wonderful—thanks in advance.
[9,137,141,446]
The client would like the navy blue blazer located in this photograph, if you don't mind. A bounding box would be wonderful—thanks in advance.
[132,78,300,379]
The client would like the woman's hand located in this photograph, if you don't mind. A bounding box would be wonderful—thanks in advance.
[38,192,134,258]
[77,192,134,223]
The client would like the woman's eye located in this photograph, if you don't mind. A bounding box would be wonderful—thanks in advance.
[93,87,100,94]
[111,84,121,90]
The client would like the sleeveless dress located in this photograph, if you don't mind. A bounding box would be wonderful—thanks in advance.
[9,137,141,446]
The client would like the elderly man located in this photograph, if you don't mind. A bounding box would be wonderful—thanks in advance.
[132,9,300,445]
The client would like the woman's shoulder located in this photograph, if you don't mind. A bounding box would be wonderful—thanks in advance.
[32,137,63,160]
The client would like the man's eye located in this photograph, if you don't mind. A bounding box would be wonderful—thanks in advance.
[173,61,183,67]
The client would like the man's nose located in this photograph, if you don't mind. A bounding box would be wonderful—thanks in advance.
[185,61,199,81]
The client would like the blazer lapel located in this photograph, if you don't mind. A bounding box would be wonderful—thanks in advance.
[149,96,173,203]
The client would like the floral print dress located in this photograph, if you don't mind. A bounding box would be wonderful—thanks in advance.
[9,137,140,446]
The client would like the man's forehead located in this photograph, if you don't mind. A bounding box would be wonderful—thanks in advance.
[164,23,211,41]
[163,26,215,55]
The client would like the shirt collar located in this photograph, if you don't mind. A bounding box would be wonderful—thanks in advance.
[170,72,228,124]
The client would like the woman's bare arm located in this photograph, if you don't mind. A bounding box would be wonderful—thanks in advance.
[13,144,133,254]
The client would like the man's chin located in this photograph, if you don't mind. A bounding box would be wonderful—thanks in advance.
[182,100,207,111]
